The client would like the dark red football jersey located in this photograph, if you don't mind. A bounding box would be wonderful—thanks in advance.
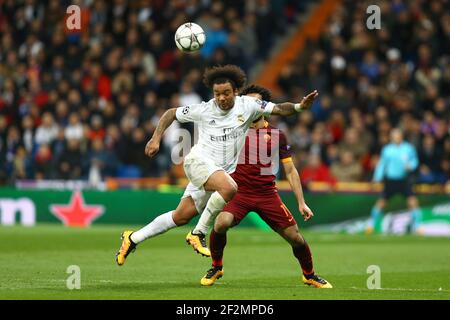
[231,122,292,195]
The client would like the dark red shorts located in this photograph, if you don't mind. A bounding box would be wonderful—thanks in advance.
[222,191,297,230]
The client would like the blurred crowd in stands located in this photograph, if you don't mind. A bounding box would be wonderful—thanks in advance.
[277,0,449,186]
[0,0,448,187]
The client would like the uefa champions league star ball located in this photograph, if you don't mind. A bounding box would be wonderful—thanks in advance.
[174,22,206,52]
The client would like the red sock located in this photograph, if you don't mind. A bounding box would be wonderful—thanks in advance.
[292,241,314,277]
[210,229,227,267]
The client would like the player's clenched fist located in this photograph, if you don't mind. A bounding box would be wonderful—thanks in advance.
[145,138,160,157]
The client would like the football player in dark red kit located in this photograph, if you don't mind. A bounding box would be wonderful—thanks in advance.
[200,85,332,288]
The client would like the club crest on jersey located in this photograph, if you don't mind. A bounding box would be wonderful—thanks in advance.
[237,114,245,124]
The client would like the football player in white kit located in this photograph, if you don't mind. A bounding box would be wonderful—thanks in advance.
[116,65,318,265]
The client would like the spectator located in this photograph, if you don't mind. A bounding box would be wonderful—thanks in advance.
[35,112,59,146]
[291,124,311,152]
[127,127,149,173]
[5,126,22,175]
[54,100,70,128]
[84,138,119,182]
[440,138,450,183]
[308,124,328,162]
[331,150,363,182]
[34,143,53,179]
[300,153,337,189]
[52,128,66,162]
[179,82,202,106]
[64,113,84,141]
[82,62,111,101]
[421,111,439,136]
[327,110,345,143]
[325,143,340,166]
[12,145,31,179]
[88,114,106,142]
[21,114,35,154]
[339,127,369,161]
[57,138,83,180]
[201,18,228,59]
[418,134,443,183]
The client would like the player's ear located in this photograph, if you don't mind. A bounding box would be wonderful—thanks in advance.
[234,88,239,96]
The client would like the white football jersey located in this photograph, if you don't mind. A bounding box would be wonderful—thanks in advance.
[175,95,275,173]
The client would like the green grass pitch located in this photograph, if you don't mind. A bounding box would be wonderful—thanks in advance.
[1,224,449,300]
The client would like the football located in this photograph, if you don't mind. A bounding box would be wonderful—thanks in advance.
[174,22,206,52]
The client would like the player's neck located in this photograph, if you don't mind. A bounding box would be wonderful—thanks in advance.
[214,101,234,114]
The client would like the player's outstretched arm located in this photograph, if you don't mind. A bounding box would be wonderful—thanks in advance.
[145,108,177,157]
[271,90,319,116]
[283,159,314,222]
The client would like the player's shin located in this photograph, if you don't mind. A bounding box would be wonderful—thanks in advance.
[210,229,227,267]
[292,241,314,277]
[370,207,382,233]
[193,192,227,235]
[411,208,423,233]
[130,211,176,244]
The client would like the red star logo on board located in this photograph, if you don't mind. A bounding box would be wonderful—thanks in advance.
[50,191,104,227]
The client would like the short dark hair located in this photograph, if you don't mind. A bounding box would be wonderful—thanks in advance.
[240,84,272,101]
[203,64,247,90]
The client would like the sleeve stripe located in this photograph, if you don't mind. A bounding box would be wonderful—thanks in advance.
[281,157,293,163]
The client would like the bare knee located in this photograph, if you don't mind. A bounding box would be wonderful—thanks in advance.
[214,220,230,233]
[204,172,238,202]
[172,212,190,226]
[214,212,234,233]
[218,180,238,202]
[172,203,197,226]
[279,225,305,247]
[290,233,306,247]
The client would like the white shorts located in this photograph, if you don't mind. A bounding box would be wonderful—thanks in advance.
[183,146,223,188]
[182,182,214,213]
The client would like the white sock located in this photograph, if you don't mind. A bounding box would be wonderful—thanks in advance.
[193,192,227,235]
[130,211,177,244]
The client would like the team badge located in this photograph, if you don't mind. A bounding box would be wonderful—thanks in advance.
[237,114,245,124]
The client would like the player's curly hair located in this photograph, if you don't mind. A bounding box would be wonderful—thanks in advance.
[240,84,272,101]
[203,64,247,90]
